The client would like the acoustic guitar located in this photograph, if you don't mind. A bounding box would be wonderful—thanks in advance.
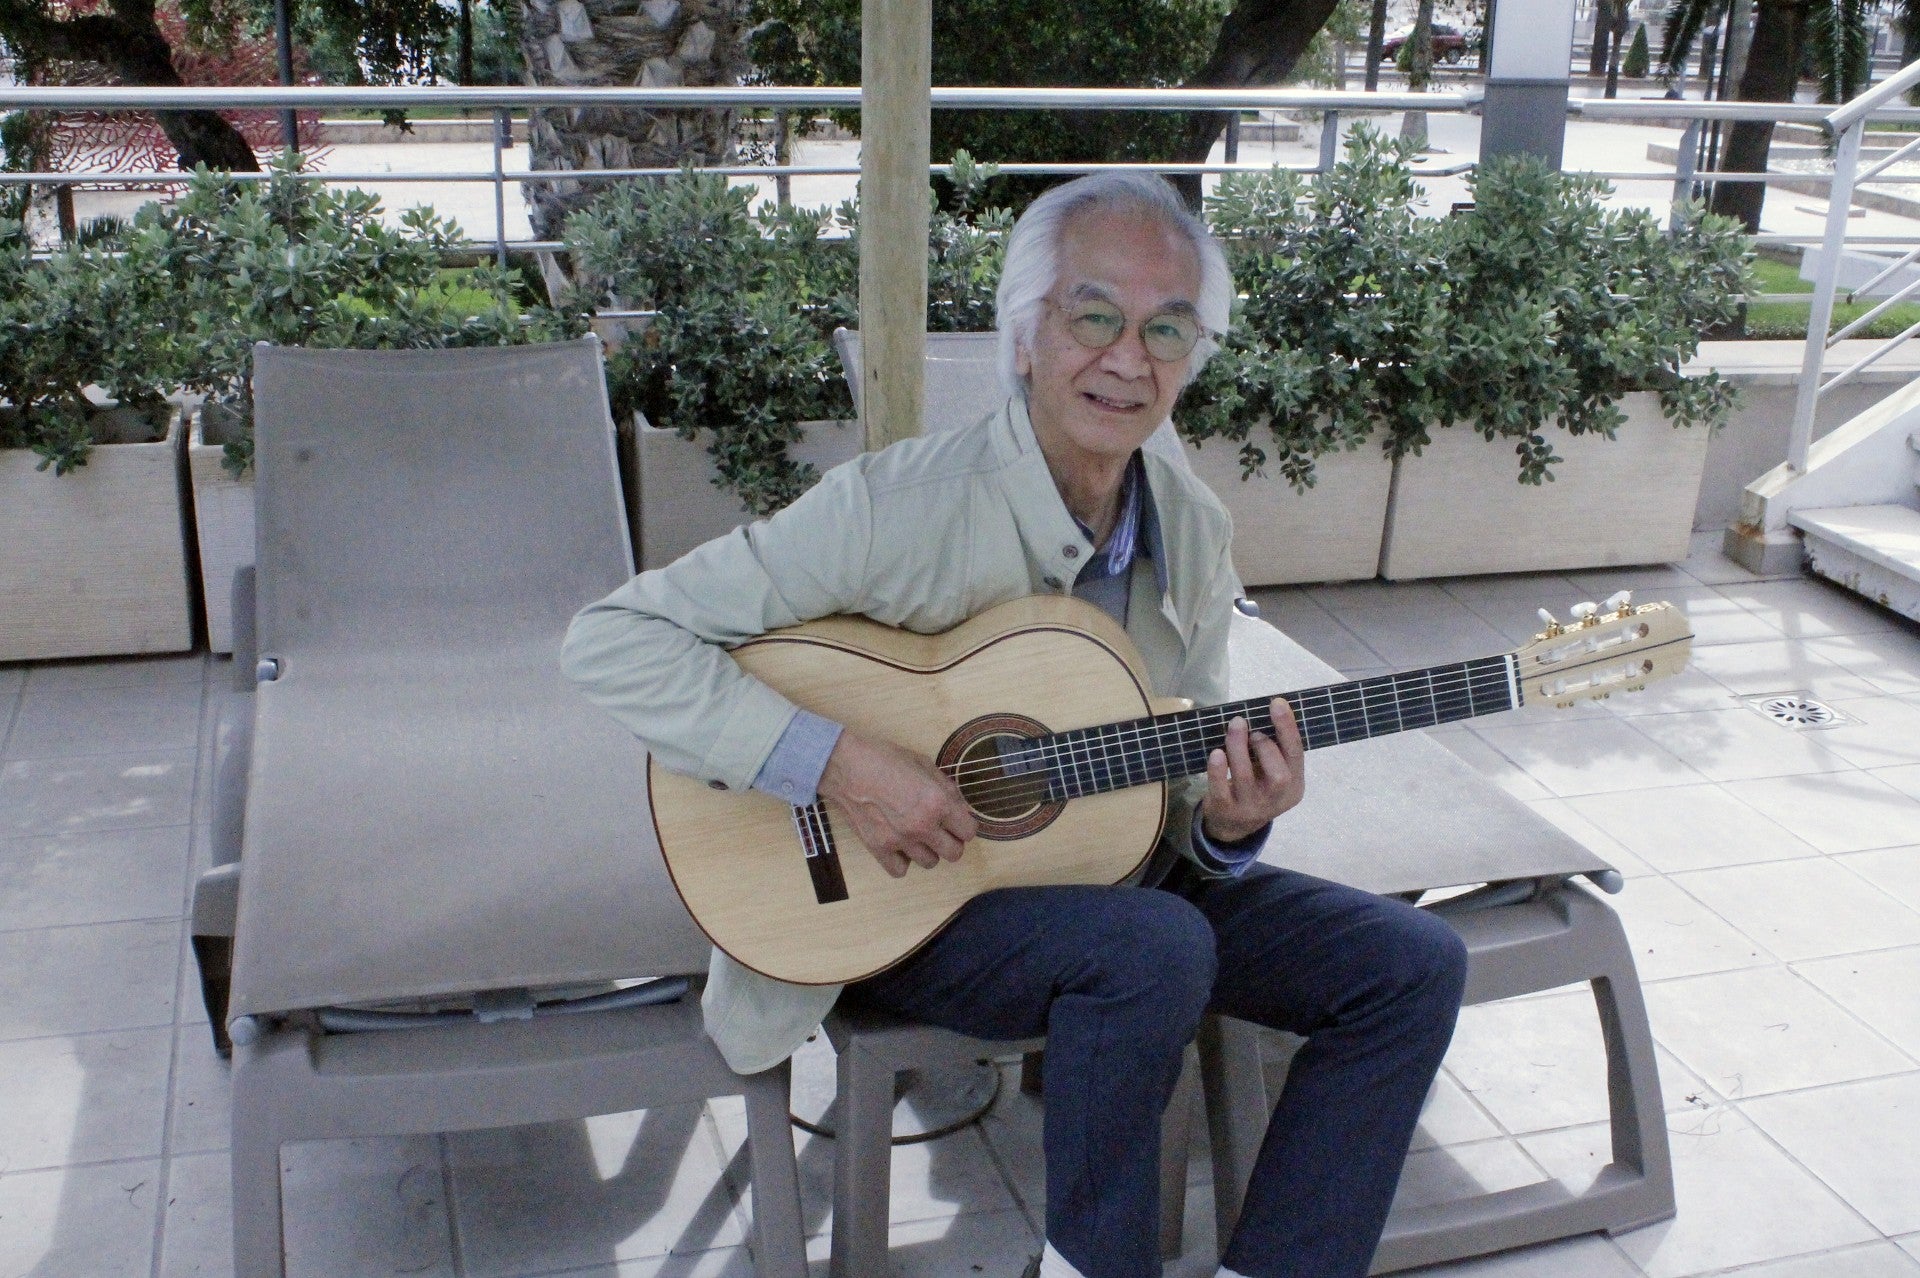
[649,592,1693,985]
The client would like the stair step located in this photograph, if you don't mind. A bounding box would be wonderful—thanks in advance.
[1790,505,1920,622]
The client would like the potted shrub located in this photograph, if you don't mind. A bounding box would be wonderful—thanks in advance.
[1185,128,1751,582]
[118,156,584,651]
[0,228,194,662]
[566,170,860,565]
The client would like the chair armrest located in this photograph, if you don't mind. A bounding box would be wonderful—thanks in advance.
[211,692,254,868]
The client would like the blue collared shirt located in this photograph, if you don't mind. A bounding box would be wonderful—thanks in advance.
[751,449,1266,873]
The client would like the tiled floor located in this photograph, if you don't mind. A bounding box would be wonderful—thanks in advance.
[2,530,1918,1278]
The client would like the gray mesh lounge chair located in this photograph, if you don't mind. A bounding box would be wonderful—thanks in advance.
[826,329,1675,1274]
[209,341,806,1278]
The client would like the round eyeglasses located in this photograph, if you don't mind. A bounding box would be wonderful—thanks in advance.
[1054,298,1213,363]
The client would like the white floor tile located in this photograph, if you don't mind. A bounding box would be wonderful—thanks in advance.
[1251,591,1382,672]
[1387,1137,1544,1216]
[1468,717,1707,798]
[0,1157,162,1277]
[168,1023,233,1157]
[1902,1235,1920,1266]
[1565,566,1700,595]
[1745,1071,1920,1237]
[1680,532,1777,587]
[1693,1242,1920,1278]
[281,1134,455,1278]
[1384,1233,1641,1276]
[1436,733,1552,802]
[0,826,191,931]
[710,1065,1022,1235]
[1877,764,1920,804]
[1795,944,1920,1061]
[448,1108,747,1276]
[1336,604,1515,670]
[1720,579,1914,640]
[1565,783,1820,874]
[1721,773,1920,855]
[3,682,205,761]
[860,1205,1039,1278]
[1674,858,1920,962]
[1685,639,1887,701]
[1625,707,1852,783]
[158,1150,234,1278]
[0,750,199,839]
[1644,966,1914,1099]
[1820,696,1920,770]
[554,1245,761,1276]
[1660,586,1791,648]
[1800,633,1920,697]
[1445,990,1715,1135]
[1841,845,1920,913]
[0,1029,170,1172]
[1525,1111,1877,1278]
[0,919,180,1041]
[1608,875,1774,979]
[1411,1069,1504,1151]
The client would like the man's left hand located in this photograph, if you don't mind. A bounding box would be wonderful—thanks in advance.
[1199,696,1305,845]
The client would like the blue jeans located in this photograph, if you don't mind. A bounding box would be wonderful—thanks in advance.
[845,861,1468,1278]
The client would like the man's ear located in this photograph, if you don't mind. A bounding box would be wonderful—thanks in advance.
[1014,342,1032,380]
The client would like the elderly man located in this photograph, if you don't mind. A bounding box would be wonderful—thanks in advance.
[562,172,1466,1278]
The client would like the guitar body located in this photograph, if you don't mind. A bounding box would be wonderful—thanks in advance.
[649,596,1169,986]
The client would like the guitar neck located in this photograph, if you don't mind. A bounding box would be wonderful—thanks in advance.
[1025,653,1521,802]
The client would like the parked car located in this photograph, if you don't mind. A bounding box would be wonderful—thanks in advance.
[1382,23,1477,64]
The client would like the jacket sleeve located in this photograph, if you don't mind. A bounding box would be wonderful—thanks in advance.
[1159,535,1260,880]
[559,460,876,790]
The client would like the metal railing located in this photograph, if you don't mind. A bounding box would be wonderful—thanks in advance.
[1787,59,1920,471]
[7,78,1920,432]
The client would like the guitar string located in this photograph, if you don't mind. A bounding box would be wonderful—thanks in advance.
[932,660,1516,806]
[934,659,1514,791]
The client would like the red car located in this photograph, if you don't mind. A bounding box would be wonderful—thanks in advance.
[1382,23,1476,64]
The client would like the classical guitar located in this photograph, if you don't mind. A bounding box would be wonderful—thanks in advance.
[649,592,1693,986]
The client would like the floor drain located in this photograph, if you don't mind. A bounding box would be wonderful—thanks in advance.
[1744,693,1854,730]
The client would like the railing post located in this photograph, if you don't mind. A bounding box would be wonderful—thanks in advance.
[492,108,509,271]
[1668,119,1699,233]
[1319,110,1340,174]
[1788,119,1864,475]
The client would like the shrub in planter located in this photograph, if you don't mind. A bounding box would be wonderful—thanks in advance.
[565,160,1010,517]
[1183,126,1752,489]
[118,153,584,476]
[0,227,177,472]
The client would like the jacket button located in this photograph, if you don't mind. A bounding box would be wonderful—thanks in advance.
[1063,544,1079,559]
[1044,575,1064,590]
[708,779,729,791]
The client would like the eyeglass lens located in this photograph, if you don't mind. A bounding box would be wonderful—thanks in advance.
[1064,301,1201,362]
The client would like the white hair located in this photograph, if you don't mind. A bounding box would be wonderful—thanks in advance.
[994,171,1233,400]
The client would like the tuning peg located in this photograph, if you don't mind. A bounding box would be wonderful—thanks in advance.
[1571,601,1600,627]
[1606,590,1633,617]
[1535,608,1564,638]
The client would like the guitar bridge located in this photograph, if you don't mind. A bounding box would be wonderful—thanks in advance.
[793,801,849,905]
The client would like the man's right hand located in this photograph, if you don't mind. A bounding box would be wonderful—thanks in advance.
[817,731,978,878]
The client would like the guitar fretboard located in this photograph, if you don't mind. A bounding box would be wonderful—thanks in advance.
[1003,654,1518,802]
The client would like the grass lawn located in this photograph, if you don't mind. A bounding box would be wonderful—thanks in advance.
[1744,255,1920,339]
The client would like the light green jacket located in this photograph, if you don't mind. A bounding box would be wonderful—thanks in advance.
[560,397,1243,1074]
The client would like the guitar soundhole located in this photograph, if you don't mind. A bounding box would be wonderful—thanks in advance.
[938,713,1065,841]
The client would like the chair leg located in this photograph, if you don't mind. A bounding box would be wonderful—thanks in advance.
[1198,1014,1268,1254]
[228,1042,288,1278]
[1584,902,1676,1232]
[828,1041,898,1278]
[739,1060,809,1278]
[1158,1043,1202,1261]
[191,933,234,1058]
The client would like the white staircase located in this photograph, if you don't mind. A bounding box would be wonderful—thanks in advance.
[1730,388,1920,622]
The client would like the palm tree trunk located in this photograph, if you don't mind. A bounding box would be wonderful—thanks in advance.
[514,0,748,289]
[1711,0,1809,233]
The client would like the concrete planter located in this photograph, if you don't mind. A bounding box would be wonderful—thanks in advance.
[632,415,864,570]
[186,404,254,655]
[1,405,193,661]
[1183,431,1394,587]
[1379,392,1711,580]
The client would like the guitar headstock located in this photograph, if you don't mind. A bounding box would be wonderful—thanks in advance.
[1514,592,1694,709]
